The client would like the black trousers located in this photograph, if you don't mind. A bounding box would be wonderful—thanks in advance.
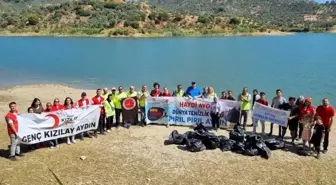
[324,125,330,150]
[97,115,105,134]
[240,110,248,129]
[211,112,220,129]
[106,116,114,130]
[115,108,122,126]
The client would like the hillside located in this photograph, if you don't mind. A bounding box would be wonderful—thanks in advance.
[0,0,287,37]
[147,0,336,31]
[0,0,335,37]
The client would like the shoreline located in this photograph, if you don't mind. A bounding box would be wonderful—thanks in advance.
[0,31,295,38]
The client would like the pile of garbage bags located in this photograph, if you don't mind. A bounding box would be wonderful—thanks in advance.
[165,124,286,159]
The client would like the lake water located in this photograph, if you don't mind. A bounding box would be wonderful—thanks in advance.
[0,34,335,104]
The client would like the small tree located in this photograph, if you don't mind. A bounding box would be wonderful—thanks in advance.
[229,17,240,25]
[26,14,39,25]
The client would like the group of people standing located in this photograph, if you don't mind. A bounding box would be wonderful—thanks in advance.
[4,81,334,160]
[235,88,334,159]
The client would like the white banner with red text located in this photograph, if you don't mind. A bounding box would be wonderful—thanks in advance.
[252,102,290,127]
[17,105,100,144]
[146,97,241,127]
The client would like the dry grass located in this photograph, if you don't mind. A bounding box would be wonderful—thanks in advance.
[0,85,336,185]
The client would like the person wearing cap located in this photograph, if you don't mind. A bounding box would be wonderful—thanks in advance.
[77,92,93,139]
[172,85,185,97]
[102,88,110,100]
[316,98,334,154]
[206,87,217,100]
[238,87,251,130]
[127,86,138,98]
[269,89,287,136]
[186,81,202,98]
[115,86,127,127]
[279,96,301,142]
[138,85,149,126]
[150,82,161,97]
[299,97,315,148]
[253,92,268,135]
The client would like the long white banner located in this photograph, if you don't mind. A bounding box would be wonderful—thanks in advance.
[146,97,241,127]
[17,105,100,144]
[252,102,290,127]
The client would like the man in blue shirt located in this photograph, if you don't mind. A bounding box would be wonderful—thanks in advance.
[186,81,202,98]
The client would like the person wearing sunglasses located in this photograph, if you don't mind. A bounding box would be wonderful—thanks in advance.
[51,98,63,111]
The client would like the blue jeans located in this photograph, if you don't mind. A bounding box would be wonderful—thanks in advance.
[140,107,146,125]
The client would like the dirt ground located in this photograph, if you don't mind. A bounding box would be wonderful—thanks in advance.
[0,85,336,185]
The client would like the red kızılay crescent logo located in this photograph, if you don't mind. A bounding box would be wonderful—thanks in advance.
[46,114,60,128]
[123,98,136,110]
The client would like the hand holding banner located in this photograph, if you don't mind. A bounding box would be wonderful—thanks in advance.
[17,105,100,144]
[252,102,290,127]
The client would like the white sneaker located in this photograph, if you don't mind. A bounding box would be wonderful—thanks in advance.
[107,130,111,133]
[72,139,76,144]
[50,146,55,149]
[67,139,71,145]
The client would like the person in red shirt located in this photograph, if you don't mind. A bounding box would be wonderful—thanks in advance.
[64,97,76,144]
[161,87,171,97]
[51,98,63,111]
[253,92,268,135]
[316,98,334,154]
[43,102,53,112]
[299,97,315,148]
[43,102,59,149]
[150,82,161,97]
[5,102,24,161]
[63,97,75,110]
[77,92,92,139]
[92,88,105,137]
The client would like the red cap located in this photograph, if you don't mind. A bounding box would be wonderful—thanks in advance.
[305,97,312,103]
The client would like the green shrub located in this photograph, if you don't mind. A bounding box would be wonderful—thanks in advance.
[76,9,91,17]
[124,21,139,29]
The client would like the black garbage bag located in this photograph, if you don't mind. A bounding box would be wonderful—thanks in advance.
[193,123,208,134]
[168,130,186,145]
[229,125,245,142]
[264,138,285,150]
[185,138,206,152]
[255,141,271,159]
[231,142,245,154]
[219,139,236,152]
[244,147,259,156]
[218,135,229,142]
[245,134,262,148]
[198,132,220,149]
[183,131,198,139]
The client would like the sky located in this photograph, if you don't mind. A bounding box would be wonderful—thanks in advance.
[315,0,328,2]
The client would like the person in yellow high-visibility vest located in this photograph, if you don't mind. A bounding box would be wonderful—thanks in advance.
[172,84,185,97]
[104,94,115,132]
[114,86,127,128]
[206,87,217,100]
[138,85,149,126]
[126,86,138,98]
[102,87,110,100]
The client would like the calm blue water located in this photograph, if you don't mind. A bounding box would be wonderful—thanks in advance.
[0,34,335,104]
